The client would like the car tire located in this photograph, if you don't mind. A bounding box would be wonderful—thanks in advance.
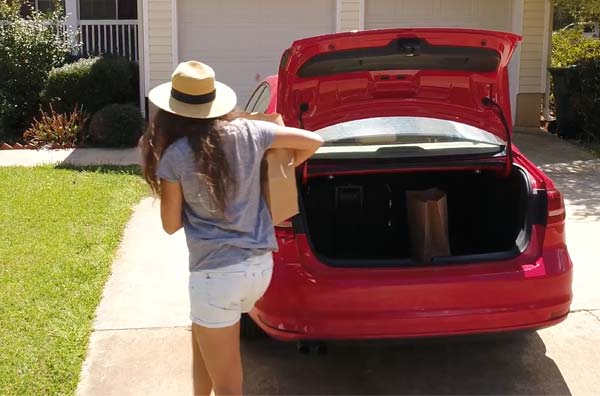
[240,313,266,339]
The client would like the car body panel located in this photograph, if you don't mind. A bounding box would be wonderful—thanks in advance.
[242,29,571,341]
[276,28,520,140]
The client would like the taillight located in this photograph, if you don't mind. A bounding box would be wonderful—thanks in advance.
[275,219,295,238]
[276,220,293,228]
[547,189,566,224]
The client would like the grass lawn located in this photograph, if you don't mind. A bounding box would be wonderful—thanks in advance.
[0,166,148,395]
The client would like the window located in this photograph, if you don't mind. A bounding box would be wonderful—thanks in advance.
[298,38,501,78]
[316,117,506,147]
[244,85,266,112]
[16,0,64,16]
[244,84,271,113]
[37,0,63,12]
[252,86,271,113]
[79,0,137,20]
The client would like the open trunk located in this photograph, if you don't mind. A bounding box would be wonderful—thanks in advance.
[300,167,531,266]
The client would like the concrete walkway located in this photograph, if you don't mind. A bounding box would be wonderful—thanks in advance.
[76,198,192,395]
[0,147,140,167]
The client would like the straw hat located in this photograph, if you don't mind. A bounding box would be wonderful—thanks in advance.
[149,61,237,119]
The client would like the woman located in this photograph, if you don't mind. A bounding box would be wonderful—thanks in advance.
[141,60,323,396]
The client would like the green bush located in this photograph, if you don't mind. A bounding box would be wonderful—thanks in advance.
[551,28,600,143]
[42,56,138,114]
[23,105,88,148]
[0,1,79,136]
[573,57,600,142]
[88,103,143,147]
[552,28,600,67]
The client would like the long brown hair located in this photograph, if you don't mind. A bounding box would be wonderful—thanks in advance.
[141,109,235,215]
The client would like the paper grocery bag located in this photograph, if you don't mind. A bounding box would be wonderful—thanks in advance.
[406,188,451,263]
[261,149,299,226]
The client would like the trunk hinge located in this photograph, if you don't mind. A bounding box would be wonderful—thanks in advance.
[482,97,512,176]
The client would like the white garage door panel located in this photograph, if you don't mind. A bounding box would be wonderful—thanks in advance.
[178,0,335,104]
[366,0,512,32]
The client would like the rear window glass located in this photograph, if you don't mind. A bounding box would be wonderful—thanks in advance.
[298,38,500,78]
[316,117,505,147]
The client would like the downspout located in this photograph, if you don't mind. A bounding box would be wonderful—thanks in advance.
[542,0,556,121]
[141,0,150,119]
[137,0,146,118]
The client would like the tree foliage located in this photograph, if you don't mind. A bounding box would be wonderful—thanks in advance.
[552,28,600,67]
[555,0,600,23]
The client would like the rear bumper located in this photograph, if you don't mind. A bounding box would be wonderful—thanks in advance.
[251,302,570,341]
[250,244,573,341]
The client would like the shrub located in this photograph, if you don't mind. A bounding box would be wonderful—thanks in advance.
[552,28,600,67]
[551,28,600,143]
[23,105,88,148]
[573,57,600,142]
[0,1,79,135]
[42,56,138,114]
[88,103,144,147]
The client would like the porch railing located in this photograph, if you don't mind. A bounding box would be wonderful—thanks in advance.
[79,20,139,62]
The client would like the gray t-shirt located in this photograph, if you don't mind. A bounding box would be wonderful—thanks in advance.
[156,118,279,272]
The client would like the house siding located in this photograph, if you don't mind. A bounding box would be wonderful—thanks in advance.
[519,0,547,93]
[143,0,549,126]
[147,0,174,92]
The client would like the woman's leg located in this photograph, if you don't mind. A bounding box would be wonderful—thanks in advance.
[192,325,213,396]
[192,322,243,396]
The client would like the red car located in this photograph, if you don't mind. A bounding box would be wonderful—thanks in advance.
[241,29,572,341]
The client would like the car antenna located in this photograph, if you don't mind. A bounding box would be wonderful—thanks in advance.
[481,97,512,175]
[299,103,309,129]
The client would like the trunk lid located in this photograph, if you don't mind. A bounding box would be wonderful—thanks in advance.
[277,28,521,149]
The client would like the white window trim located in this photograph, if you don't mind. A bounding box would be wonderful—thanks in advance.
[541,0,552,92]
[358,0,364,30]
[64,0,78,27]
[171,0,178,68]
[335,0,342,32]
[510,0,524,124]
[142,0,149,97]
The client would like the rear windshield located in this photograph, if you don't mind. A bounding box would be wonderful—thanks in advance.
[298,38,501,78]
[316,117,505,147]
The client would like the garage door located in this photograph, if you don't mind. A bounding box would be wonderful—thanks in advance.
[365,0,512,32]
[366,0,519,121]
[178,0,336,105]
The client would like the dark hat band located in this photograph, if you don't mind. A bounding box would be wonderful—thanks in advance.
[171,87,216,105]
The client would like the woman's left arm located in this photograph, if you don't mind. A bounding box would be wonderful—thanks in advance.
[160,178,183,234]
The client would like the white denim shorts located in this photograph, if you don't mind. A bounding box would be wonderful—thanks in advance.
[188,252,274,328]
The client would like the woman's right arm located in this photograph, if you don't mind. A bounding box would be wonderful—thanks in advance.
[269,126,324,166]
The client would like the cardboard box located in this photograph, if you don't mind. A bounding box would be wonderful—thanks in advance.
[227,111,298,225]
[406,188,451,263]
[226,111,285,126]
[261,149,299,226]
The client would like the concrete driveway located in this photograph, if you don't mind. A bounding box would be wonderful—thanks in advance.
[243,129,600,395]
[77,130,600,396]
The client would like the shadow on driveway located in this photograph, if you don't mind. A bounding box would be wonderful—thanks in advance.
[539,160,600,222]
[243,333,571,395]
[514,131,600,222]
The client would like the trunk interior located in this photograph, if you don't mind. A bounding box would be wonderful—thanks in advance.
[300,168,531,265]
